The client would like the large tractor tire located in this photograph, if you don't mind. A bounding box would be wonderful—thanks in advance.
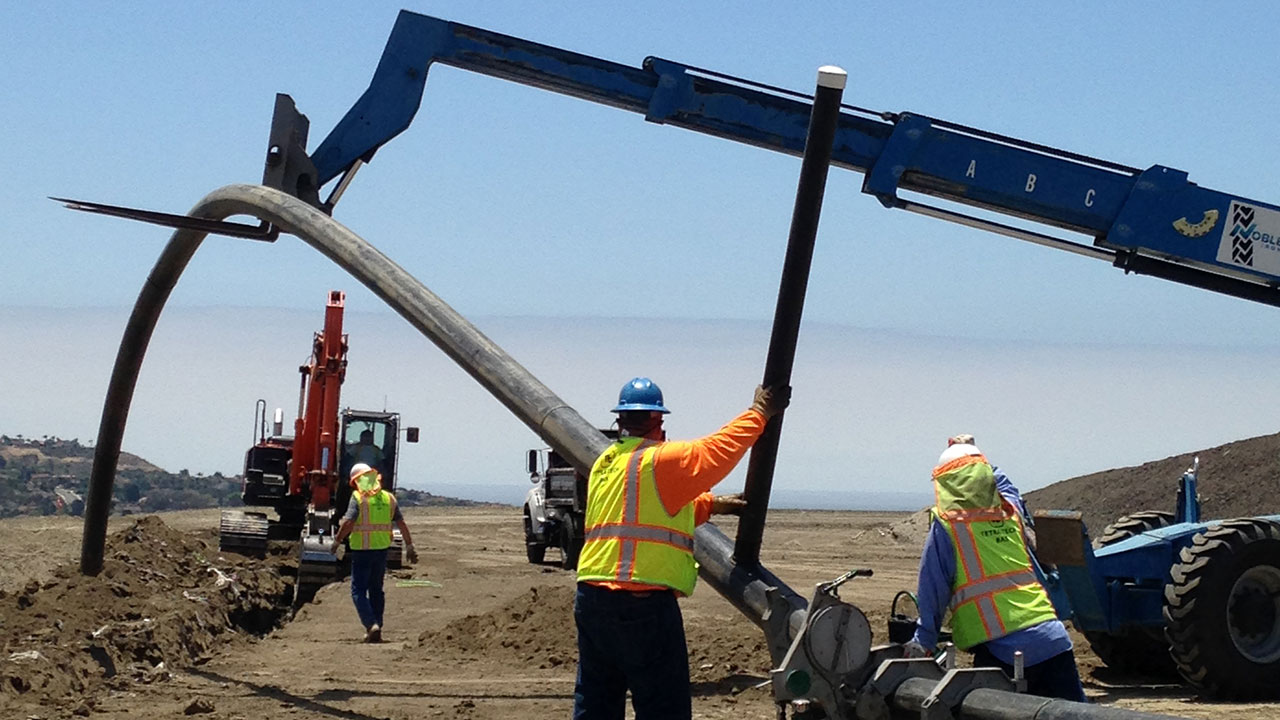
[1164,518,1280,699]
[1093,510,1175,548]
[523,506,546,564]
[1083,511,1178,678]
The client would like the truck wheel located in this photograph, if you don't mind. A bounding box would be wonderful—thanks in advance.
[560,514,582,571]
[523,506,546,564]
[1083,511,1178,677]
[1164,519,1280,699]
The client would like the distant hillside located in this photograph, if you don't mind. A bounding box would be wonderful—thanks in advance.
[0,435,494,517]
[0,435,241,517]
[1025,431,1280,533]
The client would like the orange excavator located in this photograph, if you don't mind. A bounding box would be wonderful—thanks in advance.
[219,290,417,604]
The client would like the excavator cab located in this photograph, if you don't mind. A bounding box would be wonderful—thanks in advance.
[336,409,416,501]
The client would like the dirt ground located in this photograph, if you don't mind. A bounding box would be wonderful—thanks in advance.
[1,507,1276,720]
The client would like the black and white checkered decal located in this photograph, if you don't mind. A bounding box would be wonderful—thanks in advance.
[1218,201,1280,272]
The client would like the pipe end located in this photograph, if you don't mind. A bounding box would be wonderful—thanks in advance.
[817,66,847,90]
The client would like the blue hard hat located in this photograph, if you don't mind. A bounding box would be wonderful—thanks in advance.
[611,377,670,414]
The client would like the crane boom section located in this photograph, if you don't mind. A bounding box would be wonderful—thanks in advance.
[308,11,1280,304]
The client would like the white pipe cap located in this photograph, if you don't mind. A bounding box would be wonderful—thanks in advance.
[817,65,847,90]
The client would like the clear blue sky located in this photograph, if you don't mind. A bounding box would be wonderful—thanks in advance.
[5,3,1280,506]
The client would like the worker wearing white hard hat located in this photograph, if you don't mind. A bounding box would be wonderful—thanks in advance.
[907,435,1085,701]
[331,462,418,643]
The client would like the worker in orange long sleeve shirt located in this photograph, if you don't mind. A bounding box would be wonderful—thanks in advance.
[573,377,789,720]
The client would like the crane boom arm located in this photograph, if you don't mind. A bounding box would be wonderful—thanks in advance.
[304,10,1280,306]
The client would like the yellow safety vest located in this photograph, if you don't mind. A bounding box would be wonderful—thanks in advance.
[932,452,1057,649]
[577,437,697,595]
[349,489,394,551]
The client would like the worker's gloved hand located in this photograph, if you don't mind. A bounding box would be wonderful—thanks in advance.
[329,540,341,556]
[710,493,747,516]
[405,544,419,564]
[751,384,792,419]
[902,640,930,659]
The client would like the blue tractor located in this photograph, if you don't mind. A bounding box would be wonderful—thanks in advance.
[1034,460,1280,699]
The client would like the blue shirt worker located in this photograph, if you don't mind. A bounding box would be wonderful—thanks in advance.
[907,435,1086,702]
[573,377,789,720]
[331,462,418,643]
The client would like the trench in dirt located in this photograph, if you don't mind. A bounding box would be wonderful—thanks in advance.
[0,516,297,713]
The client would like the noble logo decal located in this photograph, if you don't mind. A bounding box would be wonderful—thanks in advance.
[1218,201,1280,274]
[1230,204,1255,266]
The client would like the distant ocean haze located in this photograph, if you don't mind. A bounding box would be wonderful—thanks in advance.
[3,306,1278,507]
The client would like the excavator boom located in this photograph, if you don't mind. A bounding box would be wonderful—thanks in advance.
[289,289,348,509]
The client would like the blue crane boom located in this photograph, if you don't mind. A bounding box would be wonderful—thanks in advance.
[303,10,1280,308]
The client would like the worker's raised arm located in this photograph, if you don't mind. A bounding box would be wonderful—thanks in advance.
[652,385,788,515]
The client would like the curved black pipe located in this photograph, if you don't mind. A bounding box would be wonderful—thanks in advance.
[81,183,611,574]
[81,221,210,573]
[77,187,808,661]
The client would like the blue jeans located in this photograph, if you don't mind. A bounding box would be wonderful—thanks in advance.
[973,645,1087,702]
[349,549,387,629]
[573,583,691,720]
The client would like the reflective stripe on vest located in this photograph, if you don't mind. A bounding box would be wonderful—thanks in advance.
[576,437,698,595]
[584,523,695,551]
[938,512,1057,649]
[350,490,393,550]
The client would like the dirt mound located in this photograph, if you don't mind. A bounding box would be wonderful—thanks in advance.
[0,515,292,715]
[420,584,579,669]
[685,612,771,689]
[418,582,773,688]
[866,508,933,547]
[1026,431,1280,533]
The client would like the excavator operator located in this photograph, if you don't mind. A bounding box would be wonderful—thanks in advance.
[349,428,386,473]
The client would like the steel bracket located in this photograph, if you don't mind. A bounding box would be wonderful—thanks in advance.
[919,668,1016,720]
[262,93,321,210]
[854,657,944,720]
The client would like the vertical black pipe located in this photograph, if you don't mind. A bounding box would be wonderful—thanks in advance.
[735,66,846,566]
